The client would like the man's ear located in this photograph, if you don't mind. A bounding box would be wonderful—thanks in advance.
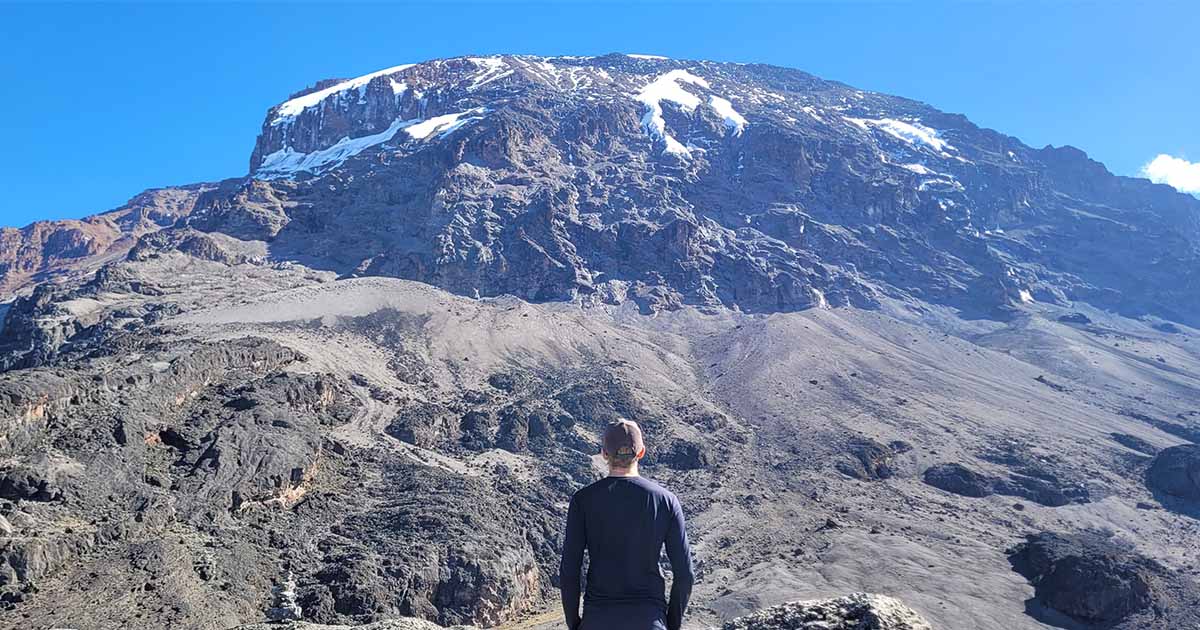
[635,447,646,460]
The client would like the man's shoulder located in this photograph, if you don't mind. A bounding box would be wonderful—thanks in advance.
[633,475,678,500]
[574,475,679,501]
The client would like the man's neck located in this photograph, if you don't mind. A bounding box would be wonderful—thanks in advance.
[608,465,640,478]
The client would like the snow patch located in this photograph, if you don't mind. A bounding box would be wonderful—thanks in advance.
[900,163,934,175]
[257,109,487,179]
[898,163,960,191]
[404,108,487,140]
[626,54,669,60]
[800,106,824,122]
[257,117,414,178]
[918,177,964,192]
[810,288,829,309]
[845,117,955,155]
[708,95,747,135]
[634,70,711,156]
[467,57,512,90]
[272,64,415,125]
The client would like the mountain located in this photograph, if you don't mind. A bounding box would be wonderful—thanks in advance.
[1,54,1199,630]
[208,54,1199,323]
[0,185,212,299]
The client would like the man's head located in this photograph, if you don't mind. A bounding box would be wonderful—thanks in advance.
[602,418,645,472]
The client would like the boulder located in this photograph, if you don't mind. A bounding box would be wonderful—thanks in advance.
[0,465,63,502]
[1010,531,1200,628]
[1010,532,1152,622]
[922,463,994,497]
[837,439,909,481]
[1147,444,1200,500]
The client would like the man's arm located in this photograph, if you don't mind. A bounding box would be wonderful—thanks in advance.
[664,496,694,630]
[560,495,585,630]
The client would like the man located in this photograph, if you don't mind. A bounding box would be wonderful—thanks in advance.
[560,419,695,630]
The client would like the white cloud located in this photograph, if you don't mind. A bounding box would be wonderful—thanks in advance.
[1140,154,1200,195]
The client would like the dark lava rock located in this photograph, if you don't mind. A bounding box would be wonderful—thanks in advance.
[1119,410,1200,444]
[385,402,459,449]
[1057,313,1093,325]
[302,460,548,627]
[653,439,711,471]
[1147,444,1200,500]
[1110,433,1159,456]
[1010,531,1200,628]
[486,372,524,393]
[837,438,907,481]
[995,475,1073,507]
[922,463,994,498]
[1034,375,1069,393]
[0,457,65,502]
[923,462,1086,506]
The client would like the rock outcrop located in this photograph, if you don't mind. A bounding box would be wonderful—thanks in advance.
[721,593,932,630]
[922,462,1087,507]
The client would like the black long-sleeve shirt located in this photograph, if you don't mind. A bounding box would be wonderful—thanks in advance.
[560,475,694,630]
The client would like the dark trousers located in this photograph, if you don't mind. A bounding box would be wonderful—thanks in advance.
[580,603,668,630]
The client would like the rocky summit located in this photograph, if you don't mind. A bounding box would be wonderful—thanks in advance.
[1,53,1199,630]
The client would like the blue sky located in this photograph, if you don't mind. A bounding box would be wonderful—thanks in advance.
[1,1,1197,227]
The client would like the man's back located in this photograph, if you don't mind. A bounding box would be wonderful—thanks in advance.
[560,475,694,630]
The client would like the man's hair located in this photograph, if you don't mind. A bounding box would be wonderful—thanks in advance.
[602,418,645,465]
